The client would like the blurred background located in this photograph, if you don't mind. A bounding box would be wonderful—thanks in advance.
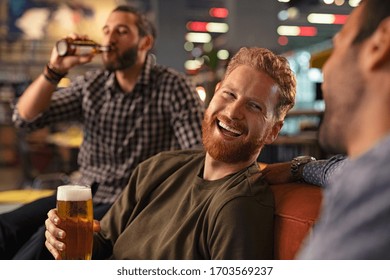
[0,0,358,193]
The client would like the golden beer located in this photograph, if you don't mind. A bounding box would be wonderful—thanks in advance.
[57,185,93,260]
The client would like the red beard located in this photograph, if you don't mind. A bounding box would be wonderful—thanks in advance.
[201,111,264,164]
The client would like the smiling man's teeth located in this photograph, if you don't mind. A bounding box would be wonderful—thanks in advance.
[218,121,242,135]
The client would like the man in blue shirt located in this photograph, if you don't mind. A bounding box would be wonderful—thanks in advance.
[297,0,390,259]
[277,0,390,259]
[263,0,390,259]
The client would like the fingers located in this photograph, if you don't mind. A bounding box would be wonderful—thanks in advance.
[67,33,89,40]
[45,239,62,260]
[93,220,101,233]
[45,209,66,259]
[47,208,58,220]
[45,215,65,239]
[77,55,95,65]
[49,33,93,70]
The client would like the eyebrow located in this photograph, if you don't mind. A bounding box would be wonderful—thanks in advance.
[222,82,265,104]
[102,24,130,31]
[221,82,236,92]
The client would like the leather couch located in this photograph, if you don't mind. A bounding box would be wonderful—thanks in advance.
[270,182,322,259]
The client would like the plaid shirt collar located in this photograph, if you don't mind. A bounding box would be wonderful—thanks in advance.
[104,54,156,96]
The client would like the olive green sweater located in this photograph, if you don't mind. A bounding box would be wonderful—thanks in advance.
[93,150,274,259]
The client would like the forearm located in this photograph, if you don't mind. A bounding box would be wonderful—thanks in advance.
[17,73,58,121]
[261,154,347,187]
[261,161,294,185]
[18,34,95,121]
[18,46,70,121]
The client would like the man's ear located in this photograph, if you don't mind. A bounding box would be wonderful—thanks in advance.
[264,120,283,145]
[139,35,154,52]
[215,81,221,92]
[361,17,390,70]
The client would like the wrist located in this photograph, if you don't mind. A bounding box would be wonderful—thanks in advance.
[43,63,68,85]
[48,63,68,75]
[290,156,316,182]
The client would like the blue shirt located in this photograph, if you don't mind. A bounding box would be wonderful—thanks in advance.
[299,133,390,259]
[303,154,346,187]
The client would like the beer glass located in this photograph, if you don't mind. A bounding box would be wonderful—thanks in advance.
[56,185,93,260]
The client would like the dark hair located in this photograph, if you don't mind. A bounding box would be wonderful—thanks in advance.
[353,0,390,43]
[112,5,156,40]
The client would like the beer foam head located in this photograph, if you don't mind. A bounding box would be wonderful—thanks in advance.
[57,185,92,201]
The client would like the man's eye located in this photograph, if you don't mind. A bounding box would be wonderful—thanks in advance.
[223,91,235,98]
[118,28,128,35]
[249,102,262,111]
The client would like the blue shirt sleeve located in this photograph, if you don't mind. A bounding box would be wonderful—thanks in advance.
[302,154,347,187]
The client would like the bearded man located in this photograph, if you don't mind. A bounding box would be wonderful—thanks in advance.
[45,47,296,260]
[1,5,204,260]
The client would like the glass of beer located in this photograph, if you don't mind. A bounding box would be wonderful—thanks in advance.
[56,185,93,260]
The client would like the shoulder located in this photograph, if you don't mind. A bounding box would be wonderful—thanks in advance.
[137,149,205,173]
[341,140,390,186]
[211,166,274,216]
[152,64,194,87]
[77,68,107,79]
[72,69,109,85]
[235,165,274,205]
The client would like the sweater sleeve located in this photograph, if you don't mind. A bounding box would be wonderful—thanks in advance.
[92,165,141,259]
[209,196,274,260]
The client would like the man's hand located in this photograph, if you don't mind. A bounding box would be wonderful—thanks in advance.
[44,208,101,260]
[45,209,65,259]
[49,33,96,73]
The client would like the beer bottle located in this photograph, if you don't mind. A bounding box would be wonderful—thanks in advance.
[56,38,111,57]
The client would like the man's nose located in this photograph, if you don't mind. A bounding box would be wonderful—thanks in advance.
[226,102,244,120]
[103,31,116,45]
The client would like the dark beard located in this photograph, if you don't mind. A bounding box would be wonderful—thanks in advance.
[318,110,347,155]
[319,47,362,155]
[104,45,138,71]
[201,112,263,164]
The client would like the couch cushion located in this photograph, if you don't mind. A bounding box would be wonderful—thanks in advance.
[270,183,322,260]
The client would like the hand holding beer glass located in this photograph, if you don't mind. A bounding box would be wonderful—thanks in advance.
[56,185,93,260]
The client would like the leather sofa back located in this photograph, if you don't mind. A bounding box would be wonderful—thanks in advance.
[270,183,322,259]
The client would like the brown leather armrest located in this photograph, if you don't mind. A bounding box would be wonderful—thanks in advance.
[270,183,322,259]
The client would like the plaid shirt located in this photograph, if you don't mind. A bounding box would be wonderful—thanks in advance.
[13,55,205,204]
